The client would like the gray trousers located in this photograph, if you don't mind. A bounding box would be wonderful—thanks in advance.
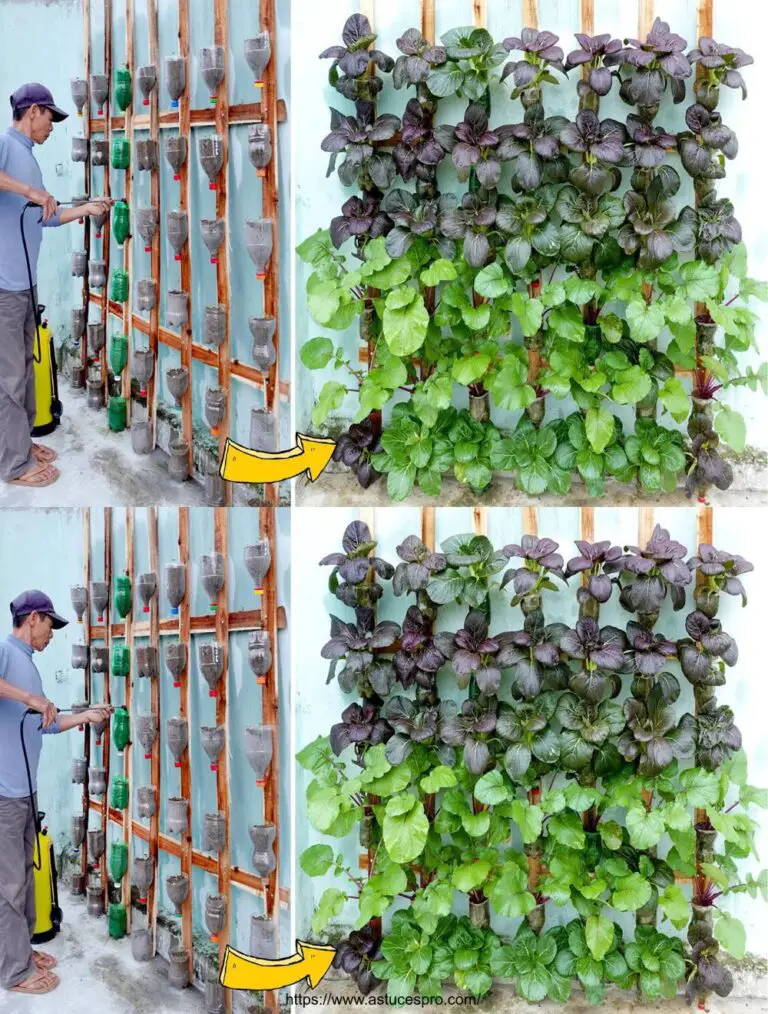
[0,794,37,988]
[0,287,37,481]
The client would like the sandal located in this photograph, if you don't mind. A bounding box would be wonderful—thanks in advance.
[8,463,59,488]
[9,968,60,994]
[32,949,58,969]
[32,443,58,463]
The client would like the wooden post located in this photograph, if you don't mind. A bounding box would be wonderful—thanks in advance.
[420,507,435,552]
[638,0,655,38]
[121,0,135,423]
[522,0,537,29]
[147,506,162,952]
[147,0,161,447]
[580,0,594,36]
[177,0,193,465]
[178,507,193,972]
[101,507,113,911]
[122,508,135,929]
[521,507,537,538]
[81,0,92,375]
[420,0,435,44]
[473,0,487,29]
[101,0,114,398]
[80,509,92,880]
[638,507,655,549]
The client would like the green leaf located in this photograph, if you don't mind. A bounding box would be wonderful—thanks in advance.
[585,914,614,962]
[679,260,721,301]
[585,406,615,455]
[311,380,347,427]
[658,377,691,423]
[474,261,510,299]
[488,869,536,919]
[626,807,665,850]
[715,405,746,452]
[426,64,464,97]
[462,810,491,837]
[599,313,623,344]
[612,366,652,405]
[421,258,458,287]
[452,861,491,893]
[548,303,585,343]
[474,769,509,806]
[597,820,623,851]
[300,844,334,877]
[421,765,457,794]
[626,300,665,343]
[383,287,429,356]
[300,336,335,370]
[715,913,746,959]
[453,354,491,386]
[679,768,721,808]
[549,810,586,850]
[383,794,429,864]
[518,964,552,1002]
[509,292,544,337]
[612,872,652,912]
[312,887,346,934]
[507,800,544,845]
[659,885,691,930]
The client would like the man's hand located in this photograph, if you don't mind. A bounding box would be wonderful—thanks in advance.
[83,198,114,218]
[26,186,58,222]
[27,694,58,728]
[85,704,113,724]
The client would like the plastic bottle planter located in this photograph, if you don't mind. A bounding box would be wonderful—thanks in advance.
[72,701,88,731]
[203,812,226,854]
[90,646,109,674]
[110,137,130,170]
[72,643,89,670]
[87,886,104,917]
[167,797,189,835]
[136,645,159,679]
[166,211,188,261]
[204,894,227,942]
[168,947,190,990]
[108,396,127,434]
[135,207,158,252]
[248,630,272,685]
[137,572,157,613]
[110,841,129,883]
[112,708,130,753]
[87,322,106,357]
[205,978,226,1014]
[166,717,188,768]
[71,585,88,623]
[166,292,189,330]
[88,262,107,292]
[250,409,276,453]
[108,903,127,939]
[92,715,107,746]
[93,209,108,239]
[136,713,157,759]
[165,135,187,181]
[244,220,273,280]
[198,136,224,190]
[200,45,225,104]
[137,786,156,819]
[200,726,225,771]
[111,643,130,677]
[114,574,132,619]
[111,776,130,811]
[110,269,129,303]
[86,378,103,411]
[71,365,86,390]
[203,305,226,347]
[165,563,186,616]
[112,201,130,245]
[198,643,224,697]
[165,56,186,109]
[133,855,154,904]
[71,757,88,784]
[71,307,86,338]
[245,726,273,787]
[71,814,86,849]
[132,929,153,962]
[136,279,157,314]
[72,137,88,163]
[205,470,226,507]
[165,641,187,688]
[91,74,109,115]
[200,553,225,612]
[132,422,152,456]
[168,440,190,483]
[72,251,88,278]
[204,387,226,436]
[114,67,132,112]
[249,317,277,373]
[200,218,225,265]
[87,828,106,863]
[250,916,277,960]
[137,64,157,106]
[89,767,107,796]
[110,333,129,376]
[90,581,109,622]
[245,540,271,595]
[71,872,86,896]
[248,123,272,176]
[91,140,109,167]
[244,32,271,88]
[133,348,154,397]
[136,139,159,172]
[248,824,276,879]
[71,78,88,117]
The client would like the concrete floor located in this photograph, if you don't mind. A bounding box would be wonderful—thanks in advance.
[0,388,209,508]
[0,900,206,1014]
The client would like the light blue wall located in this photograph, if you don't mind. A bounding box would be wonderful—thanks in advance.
[294,506,768,954]
[0,506,291,955]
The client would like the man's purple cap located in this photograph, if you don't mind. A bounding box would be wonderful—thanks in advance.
[10,83,68,122]
[11,590,68,629]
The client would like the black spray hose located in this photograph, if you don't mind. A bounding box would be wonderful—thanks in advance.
[20,706,71,871]
[20,200,73,363]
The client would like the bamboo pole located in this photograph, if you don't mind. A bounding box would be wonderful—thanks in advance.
[121,0,135,424]
[522,0,537,29]
[473,0,487,29]
[147,506,161,953]
[177,0,193,466]
[122,508,135,930]
[420,0,435,44]
[101,0,113,400]
[81,0,92,375]
[521,507,537,538]
[580,0,594,36]
[80,509,92,881]
[638,0,655,38]
[147,0,161,447]
[178,507,193,973]
[101,507,113,911]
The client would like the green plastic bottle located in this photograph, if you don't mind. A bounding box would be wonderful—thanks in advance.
[109,334,128,376]
[112,201,130,245]
[110,776,130,812]
[110,270,129,303]
[112,707,130,752]
[111,644,130,677]
[108,903,127,939]
[114,574,132,618]
[114,67,132,112]
[108,395,127,433]
[110,137,130,170]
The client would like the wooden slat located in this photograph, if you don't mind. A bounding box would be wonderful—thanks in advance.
[580,0,594,36]
[420,0,435,44]
[420,508,435,552]
[472,507,487,536]
[80,509,92,880]
[213,508,232,1008]
[638,0,655,38]
[122,0,135,423]
[261,0,280,506]
[638,508,655,548]
[177,0,193,467]
[101,507,113,910]
[521,507,537,538]
[90,605,287,641]
[88,101,277,133]
[178,507,193,972]
[147,506,161,953]
[522,0,537,29]
[697,0,713,41]
[473,0,487,28]
[579,507,594,544]
[122,507,135,930]
[147,0,160,448]
[694,505,713,830]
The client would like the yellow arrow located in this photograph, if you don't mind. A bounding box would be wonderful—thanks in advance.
[219,940,336,991]
[219,433,336,484]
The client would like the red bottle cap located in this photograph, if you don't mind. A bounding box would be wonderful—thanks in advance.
[96,738,102,746]
[173,680,181,688]
[175,254,181,261]
[143,605,149,613]
[256,778,266,788]
[210,256,218,265]
[95,231,102,238]
[143,98,149,106]
[209,689,217,698]
[140,387,147,396]
[210,763,218,772]
[144,752,151,760]
[209,182,217,191]
[98,614,103,621]
[173,174,180,181]
[98,107,104,115]
[210,934,219,944]
[174,761,181,768]
[140,895,146,903]
[144,245,151,252]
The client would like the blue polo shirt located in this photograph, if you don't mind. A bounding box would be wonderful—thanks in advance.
[0,635,61,798]
[0,127,62,291]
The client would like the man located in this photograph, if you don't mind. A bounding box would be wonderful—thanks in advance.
[0,590,111,996]
[0,83,112,490]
